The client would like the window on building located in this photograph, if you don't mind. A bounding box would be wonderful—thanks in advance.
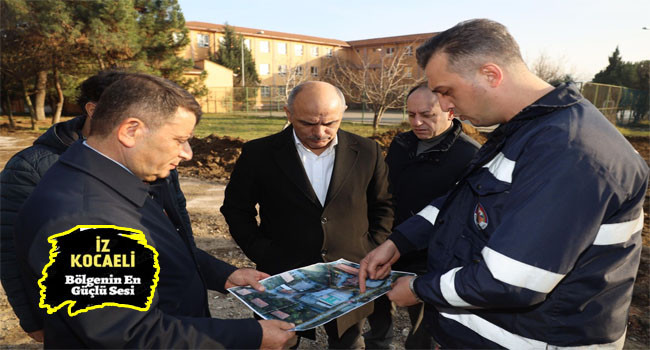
[218,36,225,44]
[405,46,412,56]
[278,86,286,97]
[325,67,333,76]
[260,41,269,53]
[310,66,318,76]
[278,64,288,75]
[406,67,413,78]
[244,39,251,50]
[277,43,287,55]
[311,47,319,57]
[386,47,395,55]
[261,86,271,97]
[294,66,303,76]
[197,33,209,48]
[326,48,333,57]
[295,44,303,56]
[259,63,270,75]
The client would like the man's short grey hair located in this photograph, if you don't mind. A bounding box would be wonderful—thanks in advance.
[416,18,524,76]
[286,82,346,113]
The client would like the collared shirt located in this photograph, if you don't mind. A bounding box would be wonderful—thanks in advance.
[293,130,338,206]
[83,140,134,175]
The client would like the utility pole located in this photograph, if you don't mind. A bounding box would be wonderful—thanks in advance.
[241,36,248,114]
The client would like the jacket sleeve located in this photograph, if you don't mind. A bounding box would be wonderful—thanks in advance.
[0,153,47,333]
[220,143,272,265]
[22,217,263,349]
[366,141,394,245]
[168,169,193,236]
[412,134,648,310]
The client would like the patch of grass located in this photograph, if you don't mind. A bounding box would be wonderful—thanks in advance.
[617,120,650,138]
[194,114,399,140]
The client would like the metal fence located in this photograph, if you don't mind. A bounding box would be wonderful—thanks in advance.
[198,86,289,116]
[579,82,649,124]
[198,83,649,125]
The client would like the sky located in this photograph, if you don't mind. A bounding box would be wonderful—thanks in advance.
[177,0,650,81]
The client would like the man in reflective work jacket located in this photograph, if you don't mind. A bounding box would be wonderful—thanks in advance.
[359,19,648,349]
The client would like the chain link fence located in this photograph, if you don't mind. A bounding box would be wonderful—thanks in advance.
[579,82,649,125]
[198,83,648,126]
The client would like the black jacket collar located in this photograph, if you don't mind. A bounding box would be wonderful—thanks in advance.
[59,140,150,207]
[34,115,86,152]
[394,118,464,157]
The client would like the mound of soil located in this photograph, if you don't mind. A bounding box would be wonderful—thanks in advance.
[178,134,246,181]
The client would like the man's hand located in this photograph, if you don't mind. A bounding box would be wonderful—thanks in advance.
[27,330,44,342]
[358,240,401,292]
[225,268,270,292]
[259,320,296,349]
[387,276,420,307]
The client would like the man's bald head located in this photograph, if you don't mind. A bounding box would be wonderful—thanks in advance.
[286,81,346,114]
[284,81,347,155]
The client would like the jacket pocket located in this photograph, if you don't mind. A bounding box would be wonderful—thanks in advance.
[361,231,379,254]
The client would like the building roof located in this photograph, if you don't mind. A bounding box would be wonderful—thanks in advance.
[346,32,437,47]
[186,21,350,47]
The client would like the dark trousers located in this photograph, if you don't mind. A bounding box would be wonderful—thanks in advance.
[404,303,433,349]
[323,319,365,349]
[322,296,394,349]
[364,295,394,349]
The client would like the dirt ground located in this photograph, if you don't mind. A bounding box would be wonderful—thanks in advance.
[0,119,648,348]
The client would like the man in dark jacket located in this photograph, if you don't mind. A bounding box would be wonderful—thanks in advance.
[13,73,295,348]
[385,84,479,348]
[360,19,648,348]
[1,71,131,341]
[221,81,394,348]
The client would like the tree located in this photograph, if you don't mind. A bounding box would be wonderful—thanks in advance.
[0,0,52,129]
[326,46,419,130]
[593,48,649,121]
[210,24,259,87]
[529,52,577,86]
[134,0,207,97]
[593,47,626,86]
[278,63,311,128]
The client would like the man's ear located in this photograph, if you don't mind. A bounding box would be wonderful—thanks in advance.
[84,102,96,117]
[480,63,503,88]
[283,106,292,124]
[116,118,146,148]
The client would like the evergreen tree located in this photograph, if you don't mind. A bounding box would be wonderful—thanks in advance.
[593,47,625,85]
[134,0,207,97]
[211,24,259,87]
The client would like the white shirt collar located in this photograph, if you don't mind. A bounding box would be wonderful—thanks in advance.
[292,129,338,156]
[83,140,134,175]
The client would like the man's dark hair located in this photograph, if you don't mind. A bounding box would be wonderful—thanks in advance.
[90,73,202,137]
[76,71,130,111]
[416,19,524,75]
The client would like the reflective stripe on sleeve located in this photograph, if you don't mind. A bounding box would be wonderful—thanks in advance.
[483,152,515,184]
[440,267,475,308]
[417,205,440,226]
[593,211,643,245]
[482,247,565,293]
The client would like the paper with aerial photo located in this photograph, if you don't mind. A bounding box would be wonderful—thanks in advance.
[227,259,415,331]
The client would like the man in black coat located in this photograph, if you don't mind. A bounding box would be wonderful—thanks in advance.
[385,84,480,349]
[13,73,295,348]
[221,81,394,348]
[1,71,132,342]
